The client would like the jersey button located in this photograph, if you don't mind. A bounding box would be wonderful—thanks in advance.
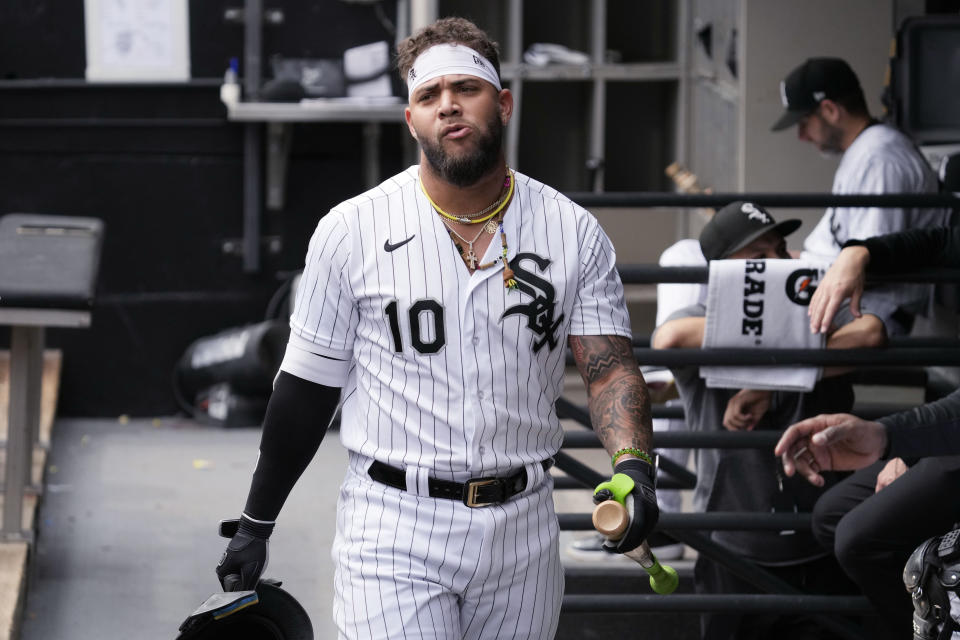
[477,390,485,399]
[471,337,480,346]
[479,446,486,454]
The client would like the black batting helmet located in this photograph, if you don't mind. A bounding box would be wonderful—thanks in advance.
[176,579,313,640]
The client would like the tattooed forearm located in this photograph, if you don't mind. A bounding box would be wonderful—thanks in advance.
[569,335,653,454]
[569,335,637,385]
[589,374,653,453]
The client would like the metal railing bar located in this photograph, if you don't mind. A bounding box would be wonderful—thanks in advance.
[634,347,960,367]
[553,451,605,488]
[563,429,781,449]
[566,347,955,367]
[617,264,960,285]
[629,335,960,349]
[561,594,876,614]
[561,401,913,428]
[555,448,865,633]
[568,191,960,208]
[652,454,698,488]
[552,474,690,490]
[660,530,870,640]
[556,397,591,425]
[559,511,810,531]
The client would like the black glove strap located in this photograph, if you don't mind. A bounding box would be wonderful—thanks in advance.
[614,457,656,485]
[238,514,275,539]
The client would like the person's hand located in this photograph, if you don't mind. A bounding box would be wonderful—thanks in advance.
[216,514,274,591]
[774,413,888,487]
[593,457,659,554]
[723,389,772,431]
[808,245,870,334]
[874,457,908,493]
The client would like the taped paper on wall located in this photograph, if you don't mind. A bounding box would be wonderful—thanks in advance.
[84,0,190,81]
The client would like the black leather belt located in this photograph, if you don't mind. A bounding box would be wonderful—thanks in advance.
[367,459,553,508]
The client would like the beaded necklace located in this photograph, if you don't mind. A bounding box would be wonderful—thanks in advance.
[427,169,518,290]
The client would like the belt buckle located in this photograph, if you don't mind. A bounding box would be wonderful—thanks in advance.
[463,477,502,508]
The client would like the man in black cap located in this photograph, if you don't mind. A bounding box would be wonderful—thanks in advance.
[653,201,886,640]
[772,57,947,338]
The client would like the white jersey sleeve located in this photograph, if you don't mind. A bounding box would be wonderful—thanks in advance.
[569,220,632,337]
[655,238,707,327]
[281,210,357,387]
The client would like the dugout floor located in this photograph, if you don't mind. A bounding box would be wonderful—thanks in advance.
[14,416,690,639]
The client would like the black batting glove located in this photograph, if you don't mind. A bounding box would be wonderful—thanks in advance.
[593,457,659,554]
[215,514,274,591]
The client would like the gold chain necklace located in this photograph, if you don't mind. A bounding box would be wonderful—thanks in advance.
[443,216,500,270]
[419,169,514,224]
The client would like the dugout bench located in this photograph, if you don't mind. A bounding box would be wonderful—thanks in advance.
[0,213,103,540]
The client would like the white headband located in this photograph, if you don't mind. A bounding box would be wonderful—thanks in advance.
[406,43,501,98]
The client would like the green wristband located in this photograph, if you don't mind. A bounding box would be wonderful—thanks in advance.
[611,447,653,468]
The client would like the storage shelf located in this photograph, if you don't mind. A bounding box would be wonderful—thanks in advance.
[225,99,405,123]
[502,61,681,82]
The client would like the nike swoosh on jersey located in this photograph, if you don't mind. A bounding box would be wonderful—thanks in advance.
[384,235,416,252]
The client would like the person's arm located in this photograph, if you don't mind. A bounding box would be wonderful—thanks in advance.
[774,413,888,487]
[242,372,341,520]
[569,335,653,457]
[880,387,960,459]
[650,316,704,350]
[216,371,341,590]
[809,226,960,333]
[568,334,658,553]
[775,388,960,487]
[856,225,960,272]
[821,313,887,376]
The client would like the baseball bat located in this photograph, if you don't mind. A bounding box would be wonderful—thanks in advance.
[592,499,680,595]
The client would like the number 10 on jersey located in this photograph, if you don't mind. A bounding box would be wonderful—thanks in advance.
[385,299,446,354]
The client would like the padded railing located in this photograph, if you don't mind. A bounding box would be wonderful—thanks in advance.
[553,191,960,637]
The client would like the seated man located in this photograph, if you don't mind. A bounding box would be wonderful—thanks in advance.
[652,201,886,640]
[776,226,960,640]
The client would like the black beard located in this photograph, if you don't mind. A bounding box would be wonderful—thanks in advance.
[419,113,503,187]
[818,117,845,154]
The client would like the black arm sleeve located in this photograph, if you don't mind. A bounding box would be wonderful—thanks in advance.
[845,225,960,272]
[242,371,341,521]
[880,387,960,459]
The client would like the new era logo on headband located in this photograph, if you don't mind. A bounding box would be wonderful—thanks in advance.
[408,68,417,82]
[472,54,484,67]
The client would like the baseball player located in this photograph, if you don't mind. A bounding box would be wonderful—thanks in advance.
[771,57,949,337]
[216,16,659,640]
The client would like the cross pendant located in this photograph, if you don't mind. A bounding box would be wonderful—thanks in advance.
[465,249,478,269]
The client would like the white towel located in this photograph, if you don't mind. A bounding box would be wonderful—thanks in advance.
[702,259,826,392]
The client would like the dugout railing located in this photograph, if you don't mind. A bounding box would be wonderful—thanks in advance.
[552,191,960,640]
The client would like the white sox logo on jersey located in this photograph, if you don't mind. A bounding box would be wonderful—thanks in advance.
[501,252,564,353]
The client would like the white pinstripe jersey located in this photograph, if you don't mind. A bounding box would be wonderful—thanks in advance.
[282,165,631,478]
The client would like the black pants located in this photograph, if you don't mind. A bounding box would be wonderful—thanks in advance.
[811,456,960,640]
[694,553,860,640]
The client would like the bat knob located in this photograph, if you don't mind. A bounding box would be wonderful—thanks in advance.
[593,488,614,504]
[648,562,680,595]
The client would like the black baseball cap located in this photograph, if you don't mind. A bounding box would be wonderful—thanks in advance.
[771,57,862,131]
[699,201,802,260]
